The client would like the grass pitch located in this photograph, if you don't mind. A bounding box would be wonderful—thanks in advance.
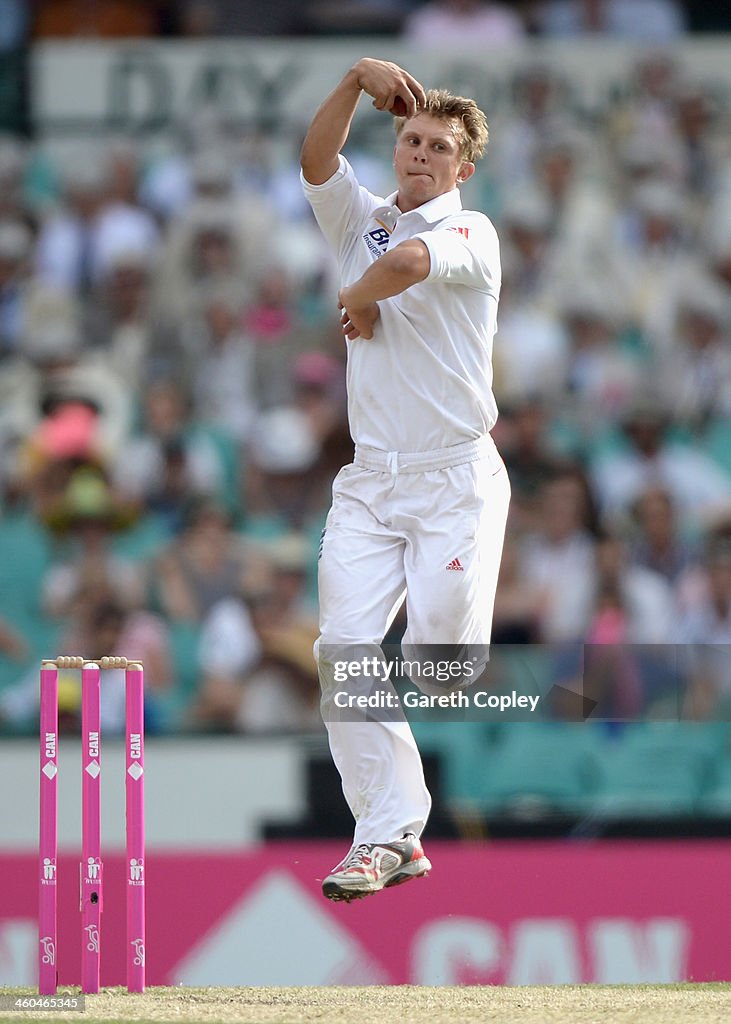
[3,985,731,1024]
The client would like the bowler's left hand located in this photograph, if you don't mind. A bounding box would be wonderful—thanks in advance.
[339,289,380,340]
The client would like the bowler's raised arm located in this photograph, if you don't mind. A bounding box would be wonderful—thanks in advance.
[300,58,426,185]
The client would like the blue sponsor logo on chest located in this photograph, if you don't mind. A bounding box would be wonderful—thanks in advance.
[363,226,390,258]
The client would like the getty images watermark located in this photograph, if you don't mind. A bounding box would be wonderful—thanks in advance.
[321,642,727,723]
[328,651,541,715]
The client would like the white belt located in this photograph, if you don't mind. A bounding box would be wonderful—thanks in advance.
[354,434,497,475]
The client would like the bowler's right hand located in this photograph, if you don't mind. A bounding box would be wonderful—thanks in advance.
[354,58,426,118]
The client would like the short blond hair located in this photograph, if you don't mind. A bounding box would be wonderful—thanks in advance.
[395,88,489,163]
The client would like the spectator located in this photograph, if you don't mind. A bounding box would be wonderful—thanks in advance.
[549,531,677,719]
[537,0,686,41]
[629,486,699,587]
[113,381,226,522]
[0,0,28,49]
[0,615,27,661]
[4,287,132,518]
[0,586,172,735]
[493,252,569,401]
[591,398,731,531]
[498,188,554,306]
[193,533,320,732]
[0,137,28,221]
[244,268,324,410]
[532,130,619,285]
[154,498,249,622]
[19,288,133,460]
[39,466,142,619]
[301,0,413,36]
[191,587,262,729]
[36,152,158,297]
[590,531,677,644]
[520,469,598,641]
[150,148,280,322]
[492,528,545,643]
[190,285,257,441]
[673,80,723,202]
[492,65,568,186]
[679,539,731,718]
[706,227,731,305]
[84,252,155,392]
[493,278,565,401]
[495,398,569,531]
[616,178,701,349]
[615,131,684,195]
[292,350,347,447]
[59,591,173,733]
[404,0,526,45]
[245,266,296,346]
[244,406,328,536]
[658,276,731,430]
[13,394,104,520]
[0,219,32,358]
[154,205,247,330]
[560,283,643,427]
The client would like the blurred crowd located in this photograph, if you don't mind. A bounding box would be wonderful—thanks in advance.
[5,1,729,43]
[2,38,731,735]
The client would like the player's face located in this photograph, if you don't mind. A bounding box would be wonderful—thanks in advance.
[393,114,474,213]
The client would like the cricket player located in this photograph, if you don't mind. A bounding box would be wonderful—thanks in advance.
[301,58,510,901]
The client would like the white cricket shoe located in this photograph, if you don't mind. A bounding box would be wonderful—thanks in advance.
[322,833,431,902]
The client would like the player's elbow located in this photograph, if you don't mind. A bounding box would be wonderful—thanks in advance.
[391,240,430,284]
[299,138,315,176]
[300,141,338,186]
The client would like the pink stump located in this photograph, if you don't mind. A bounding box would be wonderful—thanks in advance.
[39,663,58,995]
[125,663,145,992]
[81,663,102,993]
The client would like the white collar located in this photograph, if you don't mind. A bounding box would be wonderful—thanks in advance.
[374,187,463,230]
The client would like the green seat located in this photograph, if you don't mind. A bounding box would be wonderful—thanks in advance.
[113,512,172,562]
[153,621,202,729]
[410,719,494,809]
[0,513,53,620]
[203,427,242,519]
[698,757,731,816]
[622,721,730,759]
[701,418,731,479]
[463,722,601,817]
[592,724,716,818]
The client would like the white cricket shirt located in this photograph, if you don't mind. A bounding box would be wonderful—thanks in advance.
[302,156,501,453]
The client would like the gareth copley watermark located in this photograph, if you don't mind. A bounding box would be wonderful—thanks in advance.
[333,686,541,713]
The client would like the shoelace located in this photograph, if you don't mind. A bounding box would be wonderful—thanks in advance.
[341,843,373,869]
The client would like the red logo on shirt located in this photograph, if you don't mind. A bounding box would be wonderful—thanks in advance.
[446,558,464,571]
[448,226,470,239]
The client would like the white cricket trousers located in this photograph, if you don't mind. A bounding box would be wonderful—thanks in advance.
[317,433,510,845]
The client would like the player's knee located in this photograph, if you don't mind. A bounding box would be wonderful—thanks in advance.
[401,641,490,696]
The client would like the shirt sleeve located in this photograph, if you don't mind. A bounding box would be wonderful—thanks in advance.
[301,156,382,258]
[414,218,501,293]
